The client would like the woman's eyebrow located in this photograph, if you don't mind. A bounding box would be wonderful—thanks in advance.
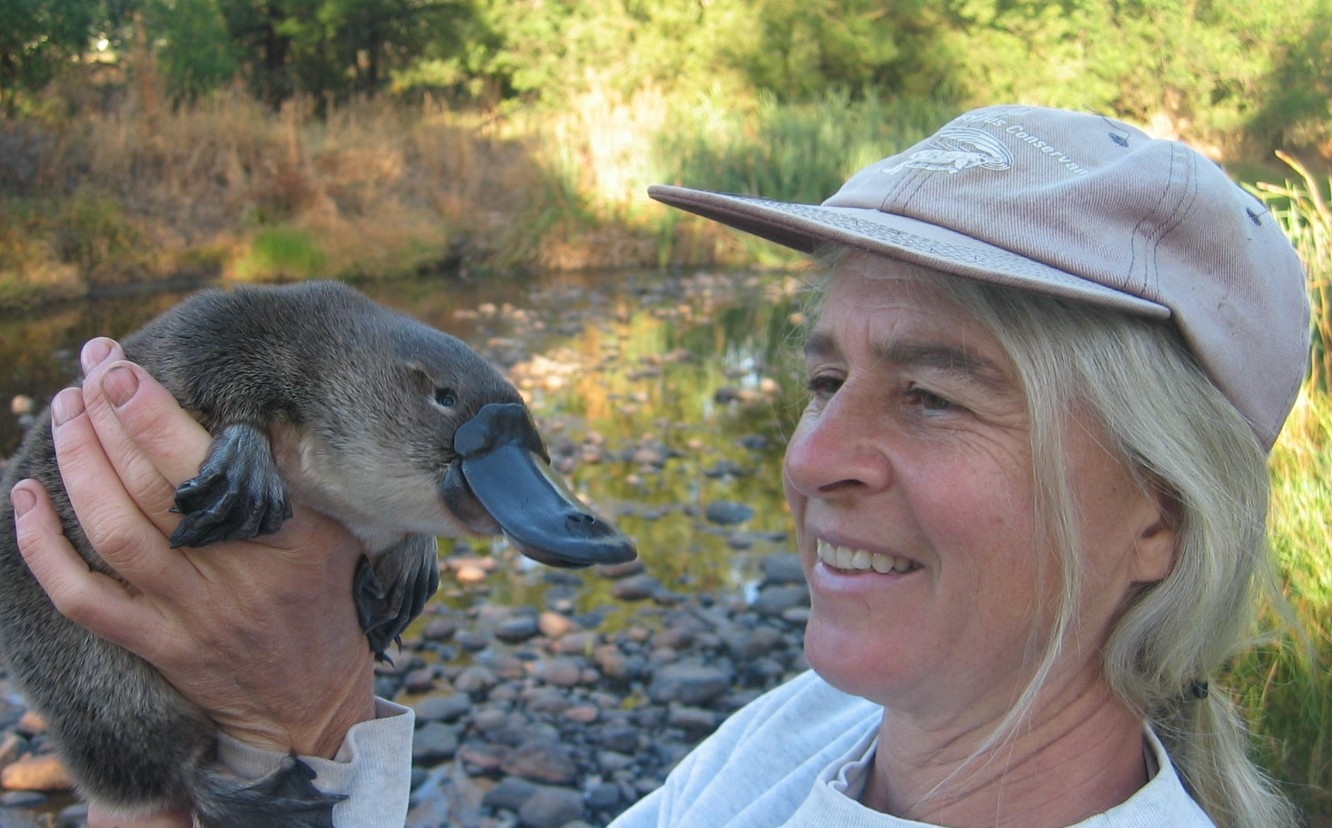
[879,340,1009,390]
[803,331,1009,391]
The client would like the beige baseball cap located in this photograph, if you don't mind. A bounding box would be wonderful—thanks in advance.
[649,104,1311,448]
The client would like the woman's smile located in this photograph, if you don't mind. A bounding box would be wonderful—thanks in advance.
[815,538,921,575]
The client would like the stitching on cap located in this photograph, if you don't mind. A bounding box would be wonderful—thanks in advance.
[1128,145,1186,300]
[1146,144,1199,304]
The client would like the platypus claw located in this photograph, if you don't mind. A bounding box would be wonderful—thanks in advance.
[353,536,440,658]
[171,423,291,548]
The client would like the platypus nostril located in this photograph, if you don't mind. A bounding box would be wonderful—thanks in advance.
[566,512,597,526]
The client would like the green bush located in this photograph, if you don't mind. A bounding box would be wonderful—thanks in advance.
[234,226,326,281]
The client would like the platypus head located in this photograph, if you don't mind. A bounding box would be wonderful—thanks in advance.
[382,321,636,568]
[440,401,637,568]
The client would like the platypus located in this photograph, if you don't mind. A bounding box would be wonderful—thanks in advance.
[0,280,636,826]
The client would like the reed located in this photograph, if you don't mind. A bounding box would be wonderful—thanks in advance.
[1227,388,1332,820]
[1230,161,1332,821]
[1251,154,1332,393]
[648,91,958,265]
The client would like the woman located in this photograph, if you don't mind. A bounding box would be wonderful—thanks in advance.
[10,105,1308,826]
[614,104,1309,826]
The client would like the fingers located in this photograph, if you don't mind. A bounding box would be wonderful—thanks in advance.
[49,382,189,593]
[49,339,209,593]
[9,480,162,653]
[78,340,212,521]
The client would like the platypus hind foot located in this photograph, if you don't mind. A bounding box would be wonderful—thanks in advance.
[194,756,345,828]
[353,536,441,659]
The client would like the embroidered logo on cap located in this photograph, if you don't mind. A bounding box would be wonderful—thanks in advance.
[882,127,1012,176]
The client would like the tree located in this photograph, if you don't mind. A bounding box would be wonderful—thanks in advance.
[210,0,470,105]
[0,0,101,111]
[145,0,241,100]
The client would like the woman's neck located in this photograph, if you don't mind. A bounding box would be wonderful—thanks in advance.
[863,678,1148,827]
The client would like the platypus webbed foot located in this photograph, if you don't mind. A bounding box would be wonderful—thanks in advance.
[171,423,292,548]
[194,756,344,828]
[353,536,441,658]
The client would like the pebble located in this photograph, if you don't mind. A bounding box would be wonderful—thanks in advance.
[414,693,473,724]
[501,741,578,785]
[495,615,541,643]
[704,500,755,525]
[517,786,584,828]
[1,753,72,792]
[646,660,735,706]
[609,574,663,601]
[411,722,460,763]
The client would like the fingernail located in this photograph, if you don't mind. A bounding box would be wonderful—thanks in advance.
[102,365,139,408]
[10,485,35,518]
[80,338,114,373]
[50,388,85,427]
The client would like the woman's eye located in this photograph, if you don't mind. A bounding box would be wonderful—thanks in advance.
[434,387,458,407]
[806,374,842,399]
[908,386,959,413]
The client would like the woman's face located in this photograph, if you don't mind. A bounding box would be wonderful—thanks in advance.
[783,254,1171,727]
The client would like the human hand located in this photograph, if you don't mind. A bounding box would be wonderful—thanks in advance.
[10,338,377,761]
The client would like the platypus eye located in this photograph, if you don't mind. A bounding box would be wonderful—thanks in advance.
[434,387,458,408]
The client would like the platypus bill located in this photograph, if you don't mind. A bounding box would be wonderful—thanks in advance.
[0,280,636,827]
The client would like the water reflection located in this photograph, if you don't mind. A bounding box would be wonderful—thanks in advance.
[1,269,809,614]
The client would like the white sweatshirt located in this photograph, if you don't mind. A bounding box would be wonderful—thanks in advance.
[610,670,1215,827]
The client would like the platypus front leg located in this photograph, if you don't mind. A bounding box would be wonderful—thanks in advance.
[171,423,292,548]
[352,535,440,658]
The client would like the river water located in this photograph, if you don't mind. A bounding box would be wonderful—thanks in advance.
[1,266,809,624]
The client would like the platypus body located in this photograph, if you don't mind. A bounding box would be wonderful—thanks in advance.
[0,281,635,826]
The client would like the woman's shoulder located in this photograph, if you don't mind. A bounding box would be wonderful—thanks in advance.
[609,671,882,826]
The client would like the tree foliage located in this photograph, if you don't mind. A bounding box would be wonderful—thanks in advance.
[0,0,101,112]
[2,0,1330,153]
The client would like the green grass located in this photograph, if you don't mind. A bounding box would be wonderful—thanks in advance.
[233,226,327,281]
[1230,163,1332,821]
[1226,390,1332,820]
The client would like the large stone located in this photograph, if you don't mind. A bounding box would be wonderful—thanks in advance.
[0,753,71,792]
[646,661,733,706]
[760,552,806,585]
[704,500,754,525]
[410,722,459,764]
[502,740,578,785]
[750,584,810,617]
[413,694,472,724]
[517,785,585,828]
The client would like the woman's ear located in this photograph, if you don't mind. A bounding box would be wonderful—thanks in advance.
[1129,487,1181,584]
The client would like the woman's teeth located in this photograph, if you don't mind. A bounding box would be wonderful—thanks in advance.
[817,539,917,574]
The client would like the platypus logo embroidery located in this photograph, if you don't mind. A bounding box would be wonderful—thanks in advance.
[881,126,1013,175]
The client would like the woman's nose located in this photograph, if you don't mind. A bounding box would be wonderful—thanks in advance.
[782,391,893,498]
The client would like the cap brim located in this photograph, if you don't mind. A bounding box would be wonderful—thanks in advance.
[649,184,1170,319]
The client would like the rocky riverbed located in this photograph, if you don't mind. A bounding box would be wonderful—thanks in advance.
[0,549,813,828]
[0,268,814,827]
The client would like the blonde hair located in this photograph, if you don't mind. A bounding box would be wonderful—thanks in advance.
[805,247,1298,827]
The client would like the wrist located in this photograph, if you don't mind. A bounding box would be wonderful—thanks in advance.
[216,660,377,759]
